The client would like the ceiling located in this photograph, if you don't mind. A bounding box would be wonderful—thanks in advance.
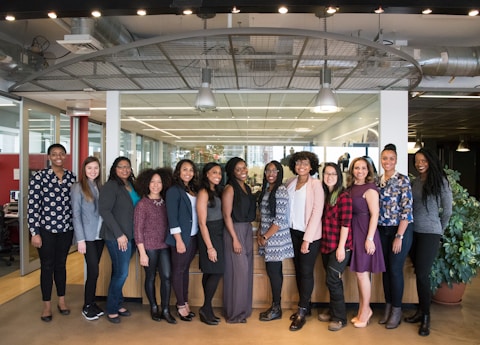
[1,2,480,148]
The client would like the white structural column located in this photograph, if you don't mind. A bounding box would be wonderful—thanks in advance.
[379,90,409,175]
[105,91,121,178]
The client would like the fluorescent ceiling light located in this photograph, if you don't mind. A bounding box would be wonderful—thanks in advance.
[124,118,327,122]
[331,121,379,141]
[419,94,480,99]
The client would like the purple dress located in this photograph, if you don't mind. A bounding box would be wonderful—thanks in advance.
[349,183,385,273]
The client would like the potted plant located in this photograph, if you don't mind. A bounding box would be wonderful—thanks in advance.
[429,168,480,304]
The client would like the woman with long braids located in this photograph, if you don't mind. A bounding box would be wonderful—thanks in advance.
[405,148,452,336]
[257,160,293,322]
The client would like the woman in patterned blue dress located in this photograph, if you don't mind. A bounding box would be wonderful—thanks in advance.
[257,160,293,321]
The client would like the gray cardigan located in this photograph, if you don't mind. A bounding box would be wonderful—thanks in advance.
[99,180,135,241]
[71,181,102,242]
[412,177,453,235]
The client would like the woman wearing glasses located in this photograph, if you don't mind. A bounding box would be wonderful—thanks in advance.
[99,157,140,324]
[286,151,324,331]
[317,162,353,332]
[257,160,293,322]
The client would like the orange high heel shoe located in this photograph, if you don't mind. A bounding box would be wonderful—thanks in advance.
[353,309,373,328]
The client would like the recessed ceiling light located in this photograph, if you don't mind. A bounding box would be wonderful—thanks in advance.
[422,8,432,15]
[231,6,240,14]
[183,9,193,15]
[137,9,147,16]
[374,7,384,14]
[326,6,337,14]
[91,10,101,18]
[48,11,57,19]
[468,9,479,16]
[5,15,15,21]
[278,6,288,14]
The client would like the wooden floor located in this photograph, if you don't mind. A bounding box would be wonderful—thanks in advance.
[0,252,479,345]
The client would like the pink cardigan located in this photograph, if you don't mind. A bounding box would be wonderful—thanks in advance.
[286,175,324,243]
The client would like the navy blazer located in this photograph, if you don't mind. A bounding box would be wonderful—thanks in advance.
[165,184,195,247]
[99,180,135,241]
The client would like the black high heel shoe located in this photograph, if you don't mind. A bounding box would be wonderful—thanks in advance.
[176,305,192,322]
[185,302,196,318]
[57,305,70,315]
[199,308,219,326]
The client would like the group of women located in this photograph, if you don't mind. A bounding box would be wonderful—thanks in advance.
[28,143,452,337]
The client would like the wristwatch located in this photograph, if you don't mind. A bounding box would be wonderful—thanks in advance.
[395,233,404,240]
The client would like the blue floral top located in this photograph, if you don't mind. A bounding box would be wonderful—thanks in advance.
[28,168,76,236]
[378,171,413,226]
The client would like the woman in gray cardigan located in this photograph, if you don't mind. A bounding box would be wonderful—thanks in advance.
[99,156,140,324]
[405,148,452,337]
[71,156,104,321]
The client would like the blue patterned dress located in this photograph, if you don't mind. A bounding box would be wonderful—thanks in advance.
[258,185,294,262]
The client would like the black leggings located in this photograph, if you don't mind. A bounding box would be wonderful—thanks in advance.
[83,240,104,306]
[144,248,172,308]
[410,232,441,315]
[202,273,222,314]
[265,261,283,304]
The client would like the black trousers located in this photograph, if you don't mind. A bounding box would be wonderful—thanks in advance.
[290,229,320,308]
[37,229,73,301]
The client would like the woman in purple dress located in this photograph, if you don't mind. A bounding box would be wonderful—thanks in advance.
[347,157,385,328]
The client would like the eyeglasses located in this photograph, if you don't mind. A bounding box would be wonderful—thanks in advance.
[323,172,337,177]
[265,169,279,175]
[295,160,310,167]
[116,165,131,170]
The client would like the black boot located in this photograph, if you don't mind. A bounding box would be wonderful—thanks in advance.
[289,307,307,331]
[404,308,422,323]
[160,307,177,324]
[150,305,161,322]
[418,314,430,336]
[260,302,282,321]
[386,307,402,329]
[378,303,392,324]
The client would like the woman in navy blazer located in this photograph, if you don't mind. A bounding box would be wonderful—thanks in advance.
[166,159,199,321]
[71,156,104,321]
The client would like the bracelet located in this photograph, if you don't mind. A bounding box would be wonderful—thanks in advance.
[367,237,374,241]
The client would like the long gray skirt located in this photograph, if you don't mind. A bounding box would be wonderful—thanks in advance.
[223,221,253,323]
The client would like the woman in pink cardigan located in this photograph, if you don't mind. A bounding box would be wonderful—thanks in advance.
[285,151,324,331]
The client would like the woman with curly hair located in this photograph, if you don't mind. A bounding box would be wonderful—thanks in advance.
[285,151,324,331]
[134,167,177,324]
[165,159,199,321]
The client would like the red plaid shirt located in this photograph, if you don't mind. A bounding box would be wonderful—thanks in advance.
[320,190,353,254]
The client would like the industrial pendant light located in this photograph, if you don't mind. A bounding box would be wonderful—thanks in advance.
[456,138,470,152]
[195,68,216,112]
[413,133,423,150]
[311,68,339,113]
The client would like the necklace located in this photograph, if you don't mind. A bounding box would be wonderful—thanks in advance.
[152,198,164,206]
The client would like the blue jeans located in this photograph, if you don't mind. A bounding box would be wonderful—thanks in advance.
[379,223,413,307]
[105,239,132,314]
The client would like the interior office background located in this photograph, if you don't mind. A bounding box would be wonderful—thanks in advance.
[0,2,479,277]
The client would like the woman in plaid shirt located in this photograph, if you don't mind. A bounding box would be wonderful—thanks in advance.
[317,162,353,331]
